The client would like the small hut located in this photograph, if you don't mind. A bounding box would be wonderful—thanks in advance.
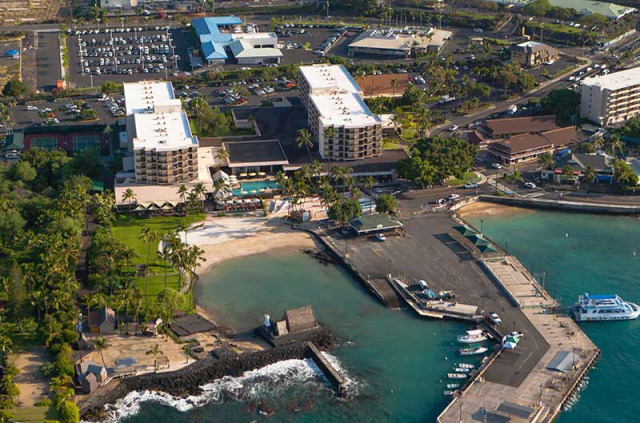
[81,372,98,394]
[283,306,317,334]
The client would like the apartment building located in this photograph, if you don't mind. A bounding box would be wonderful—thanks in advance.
[580,67,640,126]
[124,81,199,185]
[298,64,382,161]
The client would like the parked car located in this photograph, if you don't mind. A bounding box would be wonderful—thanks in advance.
[463,183,478,189]
[27,105,38,111]
[449,125,459,131]
[448,193,461,200]
[524,182,537,189]
[491,163,502,169]
[489,312,502,325]
[375,233,387,242]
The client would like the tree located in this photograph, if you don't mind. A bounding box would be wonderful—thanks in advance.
[93,337,108,369]
[584,166,596,185]
[6,262,26,331]
[121,188,136,215]
[140,227,158,298]
[375,194,398,214]
[390,78,400,98]
[146,344,164,372]
[60,400,80,423]
[608,133,624,157]
[537,151,556,170]
[327,198,362,226]
[157,288,185,327]
[296,129,314,162]
[10,161,37,183]
[2,79,26,99]
[101,81,118,95]
[216,146,230,167]
[613,159,639,188]
[0,210,25,248]
[541,89,580,124]
[523,0,552,16]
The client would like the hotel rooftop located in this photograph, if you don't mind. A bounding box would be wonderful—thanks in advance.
[581,67,640,91]
[300,64,380,128]
[124,81,198,151]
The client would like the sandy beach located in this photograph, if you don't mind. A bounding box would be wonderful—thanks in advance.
[457,201,532,218]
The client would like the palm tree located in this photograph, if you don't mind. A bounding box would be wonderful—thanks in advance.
[592,134,605,151]
[296,129,314,163]
[146,344,164,372]
[217,146,230,167]
[608,134,624,157]
[177,184,188,213]
[193,183,207,212]
[121,188,136,215]
[0,334,13,356]
[157,241,172,290]
[584,166,597,186]
[139,227,158,298]
[390,78,400,98]
[94,337,108,370]
[84,293,105,344]
[537,152,555,170]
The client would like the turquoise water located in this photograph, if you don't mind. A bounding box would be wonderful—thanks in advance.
[122,251,485,423]
[232,180,280,196]
[467,210,640,423]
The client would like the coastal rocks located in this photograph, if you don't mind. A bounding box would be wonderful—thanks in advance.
[303,248,336,265]
[80,328,336,420]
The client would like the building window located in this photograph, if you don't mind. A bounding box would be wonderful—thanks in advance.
[73,135,101,152]
[32,137,58,151]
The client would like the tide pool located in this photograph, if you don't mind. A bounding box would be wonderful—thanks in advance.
[467,210,640,423]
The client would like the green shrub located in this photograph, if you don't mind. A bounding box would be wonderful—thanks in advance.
[35,398,53,406]
[60,400,80,423]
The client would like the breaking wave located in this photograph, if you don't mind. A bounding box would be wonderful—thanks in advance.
[92,354,360,423]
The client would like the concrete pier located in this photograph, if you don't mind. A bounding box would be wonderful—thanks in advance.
[306,341,345,396]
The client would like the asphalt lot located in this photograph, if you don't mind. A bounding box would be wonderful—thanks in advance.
[66,26,192,88]
[11,96,117,129]
[35,32,61,91]
[335,213,549,387]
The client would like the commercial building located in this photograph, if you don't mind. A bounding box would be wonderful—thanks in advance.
[298,64,382,161]
[579,67,640,126]
[489,126,579,165]
[348,28,452,58]
[541,152,613,184]
[123,80,199,185]
[485,115,558,138]
[483,0,635,20]
[510,41,558,67]
[192,16,281,65]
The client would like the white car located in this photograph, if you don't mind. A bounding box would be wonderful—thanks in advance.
[375,233,387,242]
[491,163,502,169]
[448,193,461,200]
[524,182,537,189]
[463,183,478,189]
[489,312,502,325]
[27,105,38,111]
[450,125,459,131]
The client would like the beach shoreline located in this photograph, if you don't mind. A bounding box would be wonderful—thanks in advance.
[456,200,533,218]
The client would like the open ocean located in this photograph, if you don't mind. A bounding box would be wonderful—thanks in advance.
[110,210,640,423]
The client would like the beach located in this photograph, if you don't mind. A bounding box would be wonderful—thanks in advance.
[457,200,532,218]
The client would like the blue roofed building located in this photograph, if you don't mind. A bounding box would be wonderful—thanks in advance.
[192,16,281,65]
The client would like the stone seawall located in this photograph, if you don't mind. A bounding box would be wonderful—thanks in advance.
[479,195,640,214]
[80,328,335,420]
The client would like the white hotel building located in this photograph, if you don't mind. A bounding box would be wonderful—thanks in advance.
[580,67,640,126]
[298,64,382,161]
[123,81,199,185]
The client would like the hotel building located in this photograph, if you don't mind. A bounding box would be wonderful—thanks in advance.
[123,81,199,185]
[580,67,640,126]
[298,64,382,161]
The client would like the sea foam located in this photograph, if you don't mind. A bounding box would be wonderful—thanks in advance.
[90,355,360,423]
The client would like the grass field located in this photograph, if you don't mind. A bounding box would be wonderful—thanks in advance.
[449,172,481,186]
[10,406,58,423]
[112,214,204,306]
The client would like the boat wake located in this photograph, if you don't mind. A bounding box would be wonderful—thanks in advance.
[91,354,361,423]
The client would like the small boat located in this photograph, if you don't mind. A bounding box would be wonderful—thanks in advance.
[444,390,456,396]
[457,329,488,344]
[447,373,467,379]
[573,293,640,322]
[457,363,474,369]
[458,346,488,356]
[446,383,460,389]
[454,367,471,373]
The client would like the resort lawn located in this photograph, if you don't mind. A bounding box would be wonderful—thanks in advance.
[448,172,481,186]
[9,406,58,423]
[112,214,204,307]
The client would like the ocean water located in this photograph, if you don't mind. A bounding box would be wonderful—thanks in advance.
[117,251,484,423]
[467,210,640,423]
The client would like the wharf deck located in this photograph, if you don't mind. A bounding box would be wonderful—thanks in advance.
[438,255,599,423]
[390,278,483,322]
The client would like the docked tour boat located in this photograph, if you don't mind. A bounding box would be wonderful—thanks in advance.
[573,293,640,322]
[447,373,468,379]
[458,346,488,356]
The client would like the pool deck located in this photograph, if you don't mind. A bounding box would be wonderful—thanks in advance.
[306,213,599,423]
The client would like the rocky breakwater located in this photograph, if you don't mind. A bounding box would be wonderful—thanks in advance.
[80,328,335,420]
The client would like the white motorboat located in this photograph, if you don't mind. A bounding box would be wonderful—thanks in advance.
[458,346,488,356]
[457,329,488,344]
[447,373,468,379]
[573,293,640,322]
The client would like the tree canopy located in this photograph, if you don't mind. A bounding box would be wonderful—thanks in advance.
[2,79,26,99]
[541,89,581,125]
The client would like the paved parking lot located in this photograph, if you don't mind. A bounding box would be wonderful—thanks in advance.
[330,213,549,387]
[67,26,192,88]
[35,32,61,91]
[11,96,117,129]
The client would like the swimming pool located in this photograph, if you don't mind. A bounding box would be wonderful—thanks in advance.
[232,180,281,196]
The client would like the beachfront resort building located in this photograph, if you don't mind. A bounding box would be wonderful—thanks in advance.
[348,27,452,58]
[192,16,282,65]
[511,41,558,67]
[298,64,382,161]
[123,80,199,185]
[488,126,580,165]
[580,67,640,126]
